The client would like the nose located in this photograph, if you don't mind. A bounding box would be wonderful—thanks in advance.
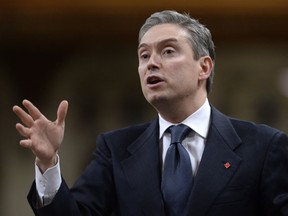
[147,53,160,71]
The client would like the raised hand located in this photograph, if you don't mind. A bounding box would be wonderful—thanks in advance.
[13,99,68,173]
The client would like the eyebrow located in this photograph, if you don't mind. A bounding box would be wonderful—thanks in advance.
[138,38,178,51]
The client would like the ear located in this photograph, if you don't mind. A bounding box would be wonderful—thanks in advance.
[198,56,213,81]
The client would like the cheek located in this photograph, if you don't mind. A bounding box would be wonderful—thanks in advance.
[169,64,190,80]
[138,64,145,74]
[171,66,198,88]
[138,67,146,87]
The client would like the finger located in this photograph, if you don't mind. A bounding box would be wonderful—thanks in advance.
[22,99,43,121]
[15,123,31,138]
[13,105,35,127]
[19,139,33,149]
[56,100,69,126]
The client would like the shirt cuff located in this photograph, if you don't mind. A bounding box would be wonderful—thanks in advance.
[35,155,62,205]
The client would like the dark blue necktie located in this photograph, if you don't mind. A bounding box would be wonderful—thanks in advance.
[162,124,193,216]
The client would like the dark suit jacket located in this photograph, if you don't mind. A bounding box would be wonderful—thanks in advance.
[28,106,288,216]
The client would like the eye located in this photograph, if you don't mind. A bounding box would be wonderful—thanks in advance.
[162,48,175,56]
[141,53,150,59]
[139,51,150,60]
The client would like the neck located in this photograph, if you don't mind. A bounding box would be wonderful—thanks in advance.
[155,95,207,124]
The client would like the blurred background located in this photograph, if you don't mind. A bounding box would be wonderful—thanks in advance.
[1,0,288,215]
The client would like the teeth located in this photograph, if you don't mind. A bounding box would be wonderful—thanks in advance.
[148,76,160,84]
[151,78,158,84]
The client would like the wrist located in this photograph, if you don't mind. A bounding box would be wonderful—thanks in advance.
[36,154,58,174]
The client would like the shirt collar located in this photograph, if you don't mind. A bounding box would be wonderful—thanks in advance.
[158,98,211,139]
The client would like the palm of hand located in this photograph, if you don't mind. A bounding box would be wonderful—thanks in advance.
[13,100,68,171]
[30,116,64,162]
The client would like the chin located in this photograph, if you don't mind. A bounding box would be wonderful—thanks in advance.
[147,94,169,108]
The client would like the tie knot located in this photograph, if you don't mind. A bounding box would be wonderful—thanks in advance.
[168,124,192,144]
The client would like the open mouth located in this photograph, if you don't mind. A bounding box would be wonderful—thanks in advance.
[147,76,163,85]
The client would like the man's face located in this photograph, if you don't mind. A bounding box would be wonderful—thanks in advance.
[138,23,207,111]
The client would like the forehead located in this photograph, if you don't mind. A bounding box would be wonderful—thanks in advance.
[139,23,190,47]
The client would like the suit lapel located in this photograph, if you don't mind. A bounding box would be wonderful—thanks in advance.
[121,119,165,215]
[119,107,243,216]
[187,107,243,216]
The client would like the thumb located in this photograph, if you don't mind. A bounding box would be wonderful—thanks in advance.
[57,100,69,126]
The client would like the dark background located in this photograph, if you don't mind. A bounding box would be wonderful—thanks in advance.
[1,1,288,215]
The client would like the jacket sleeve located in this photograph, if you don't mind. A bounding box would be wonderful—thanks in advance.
[27,134,117,216]
[260,130,288,215]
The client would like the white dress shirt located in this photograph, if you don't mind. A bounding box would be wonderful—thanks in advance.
[35,155,61,205]
[35,98,211,205]
[159,98,211,175]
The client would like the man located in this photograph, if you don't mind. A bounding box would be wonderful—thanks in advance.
[13,10,288,216]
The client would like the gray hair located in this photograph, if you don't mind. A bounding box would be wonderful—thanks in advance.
[139,10,215,94]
